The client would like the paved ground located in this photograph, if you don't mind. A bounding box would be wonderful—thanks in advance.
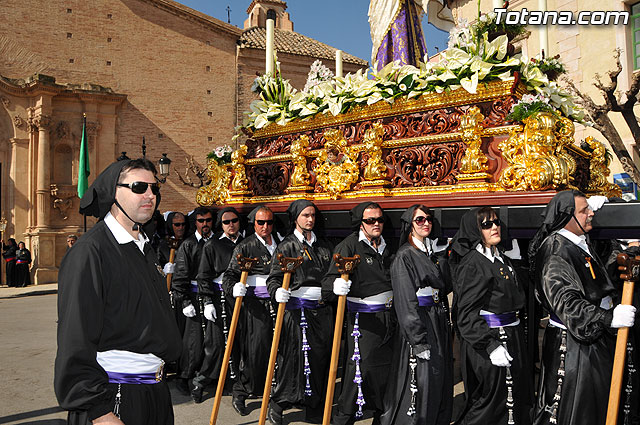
[0,286,466,425]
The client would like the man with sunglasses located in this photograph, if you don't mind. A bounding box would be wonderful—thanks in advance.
[265,200,334,424]
[323,201,397,424]
[191,207,244,403]
[529,190,636,425]
[171,206,215,398]
[223,206,280,416]
[55,158,181,424]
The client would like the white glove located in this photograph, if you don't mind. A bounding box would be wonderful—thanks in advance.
[611,304,637,328]
[163,262,175,275]
[275,287,291,303]
[489,345,513,367]
[182,304,196,318]
[415,349,430,360]
[233,282,247,298]
[503,239,521,260]
[587,195,608,211]
[333,277,352,296]
[204,303,216,321]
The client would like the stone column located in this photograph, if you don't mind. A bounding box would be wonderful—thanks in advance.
[34,114,51,229]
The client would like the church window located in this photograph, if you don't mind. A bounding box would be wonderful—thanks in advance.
[67,8,72,13]
[207,90,211,94]
[632,3,640,69]
[67,33,72,38]
[106,61,111,66]
[206,66,211,72]
[208,112,213,116]
[107,37,112,42]
[107,13,112,19]
[69,58,74,63]
[208,137,213,141]
[267,9,277,21]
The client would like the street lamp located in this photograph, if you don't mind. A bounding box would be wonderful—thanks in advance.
[158,153,172,183]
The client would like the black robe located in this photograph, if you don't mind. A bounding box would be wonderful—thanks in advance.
[453,249,533,425]
[533,233,617,425]
[194,233,243,385]
[54,220,181,423]
[2,243,16,286]
[223,233,277,400]
[266,233,334,411]
[322,232,397,420]
[172,233,208,380]
[381,242,453,425]
[15,247,31,287]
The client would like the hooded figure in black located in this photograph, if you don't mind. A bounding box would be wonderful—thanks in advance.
[265,199,334,423]
[2,238,18,286]
[322,201,397,425]
[530,190,635,425]
[190,206,244,402]
[381,204,453,425]
[223,205,281,416]
[451,207,533,425]
[54,158,181,424]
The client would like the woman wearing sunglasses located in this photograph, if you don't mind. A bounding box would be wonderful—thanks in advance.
[450,207,533,425]
[381,205,453,425]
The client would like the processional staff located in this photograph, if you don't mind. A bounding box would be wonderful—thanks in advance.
[165,238,181,293]
[606,252,639,425]
[323,253,361,425]
[209,254,259,425]
[258,254,304,425]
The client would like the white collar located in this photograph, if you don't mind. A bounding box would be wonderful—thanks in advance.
[557,228,591,255]
[219,232,240,243]
[104,212,149,253]
[255,232,277,255]
[475,243,504,264]
[358,229,386,254]
[411,235,430,254]
[294,229,316,246]
[195,230,212,243]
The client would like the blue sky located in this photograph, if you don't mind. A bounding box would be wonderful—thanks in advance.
[179,0,450,65]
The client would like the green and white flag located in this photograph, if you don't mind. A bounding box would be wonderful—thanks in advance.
[77,114,90,198]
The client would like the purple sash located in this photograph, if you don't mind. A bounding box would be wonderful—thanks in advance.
[482,311,518,328]
[286,297,323,310]
[549,312,565,326]
[247,286,270,299]
[190,281,198,293]
[107,371,161,385]
[417,295,436,307]
[347,301,390,313]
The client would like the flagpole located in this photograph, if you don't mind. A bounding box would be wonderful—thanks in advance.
[78,113,90,232]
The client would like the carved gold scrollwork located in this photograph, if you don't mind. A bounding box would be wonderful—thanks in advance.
[230,145,249,193]
[458,106,489,179]
[313,129,360,199]
[498,112,572,191]
[196,159,231,206]
[362,123,390,186]
[288,135,312,191]
[583,136,622,197]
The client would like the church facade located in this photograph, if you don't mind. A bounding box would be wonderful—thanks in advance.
[0,0,367,283]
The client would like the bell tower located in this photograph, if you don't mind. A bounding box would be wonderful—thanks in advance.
[244,0,293,31]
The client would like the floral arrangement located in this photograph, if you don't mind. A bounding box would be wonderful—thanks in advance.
[207,144,233,165]
[472,11,526,41]
[303,60,334,92]
[236,13,585,133]
[529,54,566,81]
[507,93,555,122]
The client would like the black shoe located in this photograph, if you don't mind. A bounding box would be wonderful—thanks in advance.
[267,403,283,425]
[191,384,204,404]
[175,378,190,396]
[232,396,248,416]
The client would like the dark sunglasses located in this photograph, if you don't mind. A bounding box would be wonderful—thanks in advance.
[480,218,501,229]
[173,222,186,227]
[116,181,160,195]
[256,219,274,226]
[222,218,239,225]
[362,216,385,225]
[414,216,433,225]
[196,218,213,223]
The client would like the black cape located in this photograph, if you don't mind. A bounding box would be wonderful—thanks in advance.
[54,220,181,421]
[381,241,453,425]
[266,232,334,410]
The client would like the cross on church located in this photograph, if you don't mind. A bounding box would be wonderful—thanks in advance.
[226,5,231,23]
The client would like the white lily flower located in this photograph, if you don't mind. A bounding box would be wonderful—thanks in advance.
[460,72,479,94]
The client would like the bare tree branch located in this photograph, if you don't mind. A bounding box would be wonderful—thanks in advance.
[174,156,211,188]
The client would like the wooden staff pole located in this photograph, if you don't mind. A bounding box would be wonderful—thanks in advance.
[605,253,639,425]
[258,254,303,425]
[323,254,360,425]
[165,237,181,293]
[209,255,259,425]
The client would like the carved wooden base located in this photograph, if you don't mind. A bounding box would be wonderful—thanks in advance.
[457,172,491,182]
[286,185,314,194]
[359,179,391,189]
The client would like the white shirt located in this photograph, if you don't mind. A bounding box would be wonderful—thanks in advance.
[255,233,277,256]
[294,229,316,246]
[412,235,431,254]
[359,230,386,255]
[195,230,212,243]
[219,232,240,243]
[557,228,592,256]
[104,212,149,254]
[476,243,504,264]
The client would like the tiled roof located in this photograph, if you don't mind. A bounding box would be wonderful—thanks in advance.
[246,0,288,13]
[240,27,368,66]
